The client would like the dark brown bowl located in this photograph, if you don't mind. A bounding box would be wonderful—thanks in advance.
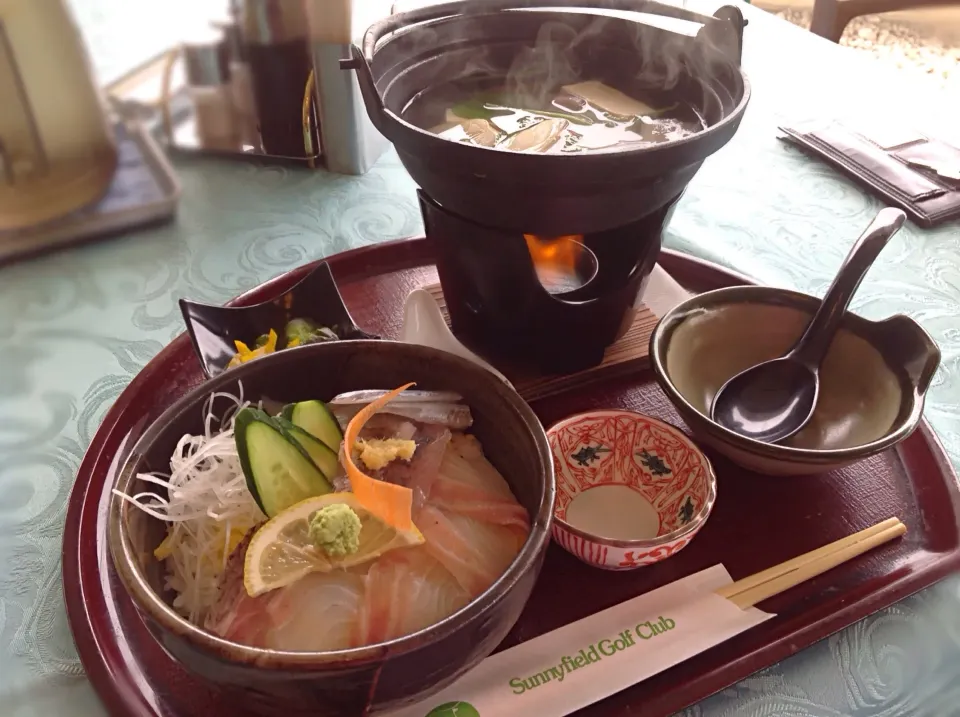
[107,340,555,716]
[650,286,941,475]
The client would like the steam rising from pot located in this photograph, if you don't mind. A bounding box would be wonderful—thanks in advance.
[388,2,741,132]
[350,0,749,232]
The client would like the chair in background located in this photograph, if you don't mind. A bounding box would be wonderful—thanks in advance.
[810,0,958,42]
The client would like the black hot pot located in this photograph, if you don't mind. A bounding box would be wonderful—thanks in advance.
[343,0,750,235]
[343,0,751,373]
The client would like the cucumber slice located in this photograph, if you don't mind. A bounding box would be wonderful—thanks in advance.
[275,417,342,481]
[235,407,333,517]
[285,400,343,452]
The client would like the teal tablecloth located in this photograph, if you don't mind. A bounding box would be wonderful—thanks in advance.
[3,6,960,716]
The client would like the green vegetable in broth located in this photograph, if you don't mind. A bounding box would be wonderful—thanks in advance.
[448,95,515,122]
[415,79,702,155]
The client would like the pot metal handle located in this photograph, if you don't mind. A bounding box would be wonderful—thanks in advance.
[706,5,746,66]
[339,44,387,133]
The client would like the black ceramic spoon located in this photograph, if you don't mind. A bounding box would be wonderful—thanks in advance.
[709,207,907,444]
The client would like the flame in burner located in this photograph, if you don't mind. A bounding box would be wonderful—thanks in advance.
[523,233,589,295]
[523,233,585,273]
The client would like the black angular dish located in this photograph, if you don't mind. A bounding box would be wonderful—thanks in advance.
[179,262,377,378]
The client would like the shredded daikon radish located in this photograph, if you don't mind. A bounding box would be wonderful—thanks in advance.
[112,384,266,624]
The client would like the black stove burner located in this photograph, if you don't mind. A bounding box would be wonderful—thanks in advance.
[422,189,681,374]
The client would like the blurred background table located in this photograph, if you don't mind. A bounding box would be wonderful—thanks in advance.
[2,4,959,717]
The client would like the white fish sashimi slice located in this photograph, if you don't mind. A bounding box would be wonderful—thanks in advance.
[263,571,366,651]
[431,436,529,529]
[358,552,406,644]
[359,549,469,645]
[429,475,530,531]
[439,434,518,501]
[417,504,527,596]
[205,532,365,651]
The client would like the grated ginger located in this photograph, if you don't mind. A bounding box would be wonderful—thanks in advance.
[354,438,417,471]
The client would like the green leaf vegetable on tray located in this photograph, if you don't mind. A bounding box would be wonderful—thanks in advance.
[227,318,339,369]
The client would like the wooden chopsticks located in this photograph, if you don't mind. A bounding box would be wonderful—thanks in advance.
[717,517,907,609]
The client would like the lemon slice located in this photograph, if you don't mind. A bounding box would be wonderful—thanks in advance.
[243,493,424,597]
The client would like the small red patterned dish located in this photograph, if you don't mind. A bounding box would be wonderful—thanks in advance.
[547,410,717,571]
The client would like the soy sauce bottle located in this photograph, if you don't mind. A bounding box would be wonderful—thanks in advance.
[242,0,320,158]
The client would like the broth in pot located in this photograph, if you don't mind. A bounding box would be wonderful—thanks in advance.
[404,79,705,154]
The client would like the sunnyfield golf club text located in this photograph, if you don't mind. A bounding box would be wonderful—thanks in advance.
[508,616,677,695]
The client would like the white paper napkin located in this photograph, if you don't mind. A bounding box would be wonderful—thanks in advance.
[381,565,774,717]
[643,263,693,319]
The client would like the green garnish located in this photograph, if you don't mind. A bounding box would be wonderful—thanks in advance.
[450,95,515,121]
[309,503,362,557]
[284,318,339,347]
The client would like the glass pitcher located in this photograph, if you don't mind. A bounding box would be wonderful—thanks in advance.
[0,0,117,232]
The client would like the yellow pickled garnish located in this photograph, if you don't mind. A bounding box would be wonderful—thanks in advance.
[223,526,247,557]
[355,438,417,471]
[154,533,175,560]
[228,329,279,367]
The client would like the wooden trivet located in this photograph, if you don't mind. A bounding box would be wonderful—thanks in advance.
[423,283,659,402]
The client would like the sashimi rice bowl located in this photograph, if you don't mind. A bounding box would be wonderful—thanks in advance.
[107,341,555,715]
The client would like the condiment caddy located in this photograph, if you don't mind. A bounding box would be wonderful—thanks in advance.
[162,0,392,175]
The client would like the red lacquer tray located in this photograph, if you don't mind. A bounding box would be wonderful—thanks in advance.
[63,238,960,717]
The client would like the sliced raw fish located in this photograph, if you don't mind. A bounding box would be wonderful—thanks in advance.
[330,390,465,405]
[415,432,530,593]
[204,427,529,652]
[358,413,420,441]
[461,119,503,147]
[358,548,469,645]
[204,531,260,638]
[429,476,530,531]
[431,435,529,529]
[354,417,452,502]
[429,120,461,135]
[435,113,507,147]
[439,434,517,500]
[206,531,364,651]
[416,504,528,595]
[258,570,365,651]
[331,402,473,430]
[330,388,471,432]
